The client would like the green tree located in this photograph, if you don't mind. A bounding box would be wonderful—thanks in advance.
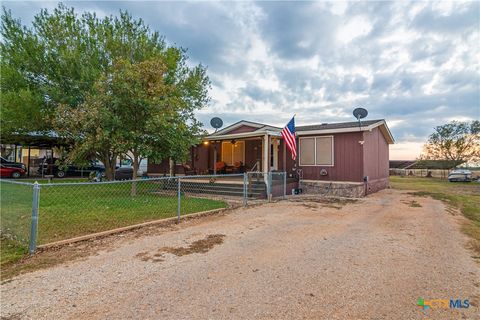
[62,57,207,184]
[2,4,209,180]
[422,120,480,163]
[1,4,166,133]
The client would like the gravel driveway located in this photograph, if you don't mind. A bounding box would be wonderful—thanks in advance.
[1,189,479,319]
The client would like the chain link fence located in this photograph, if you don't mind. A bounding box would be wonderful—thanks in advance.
[0,172,289,253]
[0,180,34,244]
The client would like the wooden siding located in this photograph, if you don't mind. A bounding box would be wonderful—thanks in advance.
[245,139,262,170]
[147,159,185,175]
[298,132,364,182]
[363,127,389,180]
[278,139,296,175]
[193,144,209,173]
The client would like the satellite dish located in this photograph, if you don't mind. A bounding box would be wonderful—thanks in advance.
[210,117,223,132]
[353,107,368,120]
[353,107,368,130]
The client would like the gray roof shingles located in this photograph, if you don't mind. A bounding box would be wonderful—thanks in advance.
[295,119,384,131]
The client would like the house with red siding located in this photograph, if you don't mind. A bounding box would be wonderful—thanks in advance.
[147,119,394,196]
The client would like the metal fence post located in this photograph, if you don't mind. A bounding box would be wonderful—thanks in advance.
[243,173,247,207]
[29,182,40,254]
[268,172,272,202]
[283,172,287,199]
[177,177,181,223]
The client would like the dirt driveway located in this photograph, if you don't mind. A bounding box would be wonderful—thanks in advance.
[1,189,479,319]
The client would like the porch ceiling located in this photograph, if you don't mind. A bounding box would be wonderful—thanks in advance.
[204,130,282,141]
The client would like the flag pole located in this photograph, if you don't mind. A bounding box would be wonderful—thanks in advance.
[293,114,297,170]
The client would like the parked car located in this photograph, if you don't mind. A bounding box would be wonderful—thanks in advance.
[38,158,105,178]
[448,169,472,182]
[0,156,26,170]
[0,165,26,178]
[114,166,145,180]
[115,166,134,180]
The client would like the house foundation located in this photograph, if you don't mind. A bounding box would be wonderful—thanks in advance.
[299,178,390,198]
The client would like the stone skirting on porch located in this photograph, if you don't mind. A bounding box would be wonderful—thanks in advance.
[299,178,389,198]
[300,180,365,198]
[364,178,390,195]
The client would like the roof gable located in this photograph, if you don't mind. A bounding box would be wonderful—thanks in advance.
[210,120,280,136]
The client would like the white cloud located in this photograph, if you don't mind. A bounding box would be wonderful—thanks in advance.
[336,15,372,44]
[390,142,424,160]
[3,0,479,160]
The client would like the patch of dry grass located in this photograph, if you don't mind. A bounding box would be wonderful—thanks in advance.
[391,176,480,257]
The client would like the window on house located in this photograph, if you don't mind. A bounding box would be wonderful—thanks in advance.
[299,136,334,166]
[316,137,333,165]
[299,138,315,165]
[221,141,245,165]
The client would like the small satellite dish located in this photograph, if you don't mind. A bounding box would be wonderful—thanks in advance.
[353,107,368,130]
[353,107,368,120]
[210,117,223,132]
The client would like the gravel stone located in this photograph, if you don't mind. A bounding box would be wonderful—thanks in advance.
[1,189,479,319]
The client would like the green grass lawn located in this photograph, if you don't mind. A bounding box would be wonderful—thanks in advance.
[0,236,28,270]
[390,176,480,255]
[1,179,227,268]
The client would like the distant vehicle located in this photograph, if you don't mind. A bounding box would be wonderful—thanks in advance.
[115,166,134,180]
[118,159,147,175]
[114,166,145,180]
[0,156,26,170]
[448,169,472,182]
[0,165,26,178]
[38,158,105,178]
[88,166,144,181]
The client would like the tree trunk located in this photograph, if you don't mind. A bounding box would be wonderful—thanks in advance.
[169,158,174,177]
[104,165,114,181]
[100,153,116,181]
[131,152,139,196]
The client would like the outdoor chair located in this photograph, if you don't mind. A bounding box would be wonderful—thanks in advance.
[215,161,227,174]
[182,164,197,175]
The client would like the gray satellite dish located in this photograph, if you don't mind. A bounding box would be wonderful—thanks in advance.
[353,107,368,130]
[353,107,368,120]
[210,117,223,132]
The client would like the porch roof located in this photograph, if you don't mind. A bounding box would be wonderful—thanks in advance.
[205,129,282,141]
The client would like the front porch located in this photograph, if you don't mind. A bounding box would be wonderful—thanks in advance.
[147,120,295,178]
[199,130,288,175]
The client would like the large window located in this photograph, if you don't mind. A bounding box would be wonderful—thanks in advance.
[299,136,334,166]
[221,141,245,165]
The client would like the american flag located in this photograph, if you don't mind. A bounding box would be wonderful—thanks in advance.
[281,117,297,160]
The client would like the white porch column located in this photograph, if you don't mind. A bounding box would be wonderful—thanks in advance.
[262,134,269,173]
[272,139,278,170]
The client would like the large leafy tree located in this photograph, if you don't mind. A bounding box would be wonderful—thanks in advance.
[421,120,480,163]
[58,57,207,183]
[1,4,209,179]
[1,4,167,135]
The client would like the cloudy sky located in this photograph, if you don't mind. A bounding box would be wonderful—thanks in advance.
[4,1,480,159]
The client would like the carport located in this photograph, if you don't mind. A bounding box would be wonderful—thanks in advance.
[0,132,67,177]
